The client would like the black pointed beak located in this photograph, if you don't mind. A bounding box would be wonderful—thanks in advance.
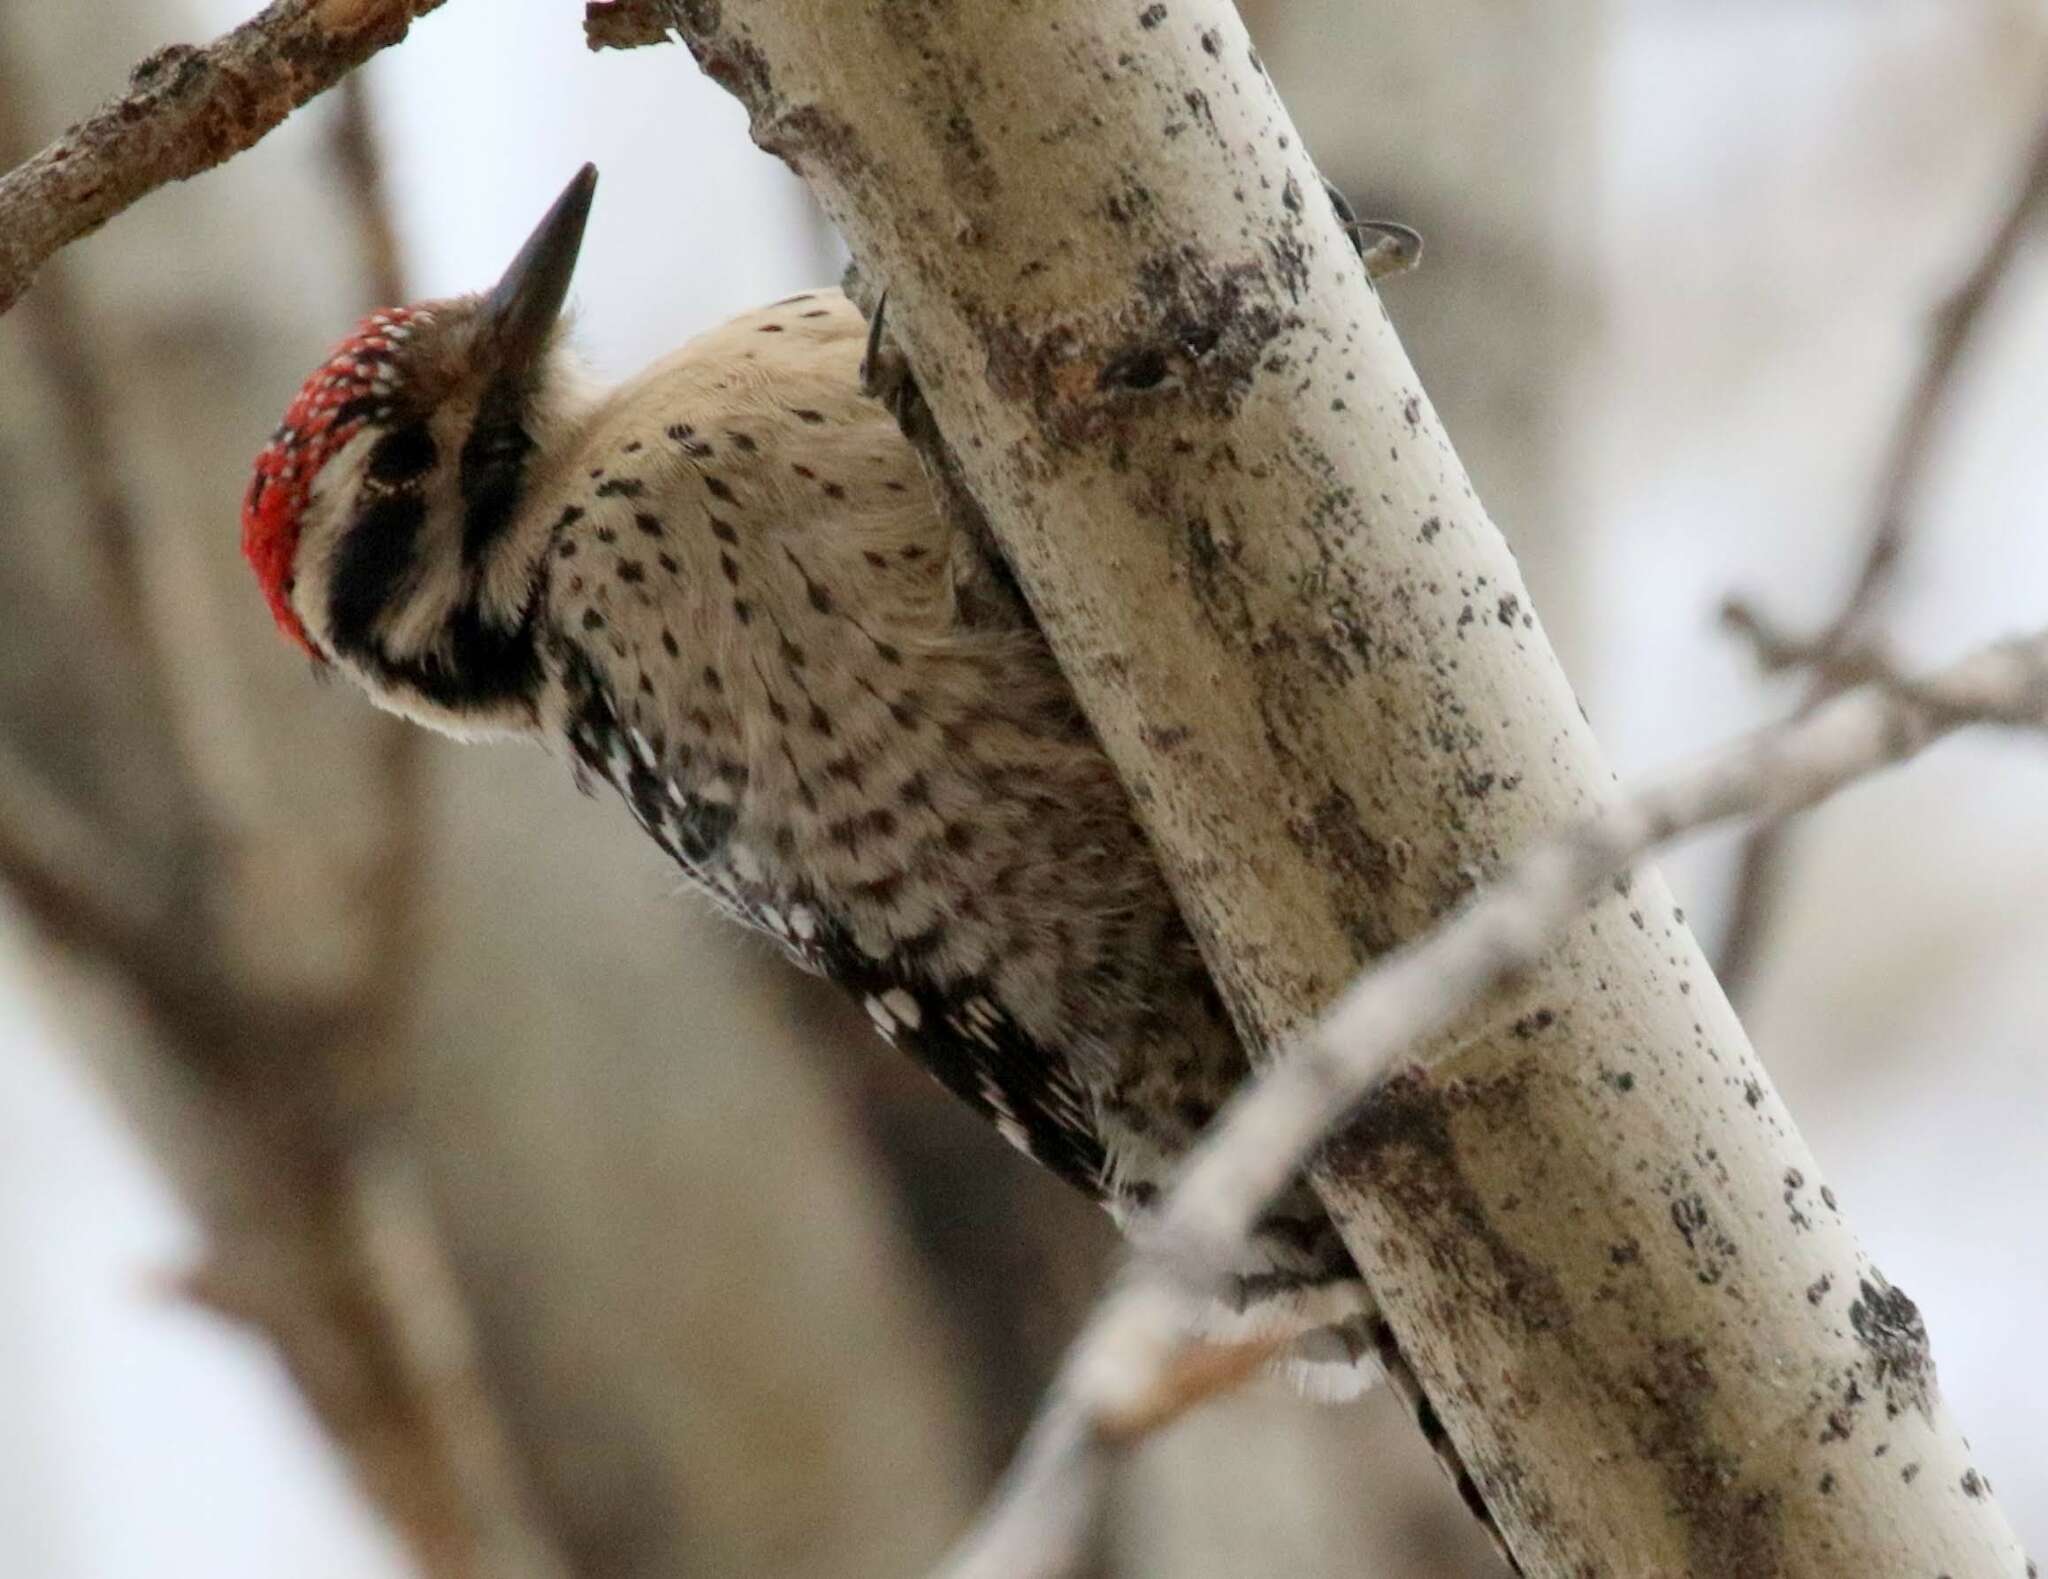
[487,163,598,374]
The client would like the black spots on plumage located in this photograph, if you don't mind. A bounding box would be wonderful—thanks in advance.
[638,672,653,695]
[672,795,737,863]
[700,663,720,689]
[900,544,927,562]
[617,560,646,584]
[898,771,932,807]
[733,599,752,624]
[622,440,643,454]
[801,309,830,319]
[658,552,680,575]
[826,807,897,851]
[781,547,834,614]
[823,752,866,789]
[873,641,902,666]
[366,421,437,484]
[719,552,740,584]
[862,550,888,570]
[792,408,827,425]
[942,822,974,854]
[758,322,785,333]
[729,432,758,453]
[704,475,736,504]
[766,695,790,725]
[822,481,846,502]
[792,462,817,480]
[709,517,739,544]
[459,374,536,564]
[595,525,617,545]
[582,608,606,632]
[888,697,920,729]
[885,480,908,494]
[555,504,585,532]
[634,512,665,538]
[779,638,807,669]
[814,949,1110,1195]
[667,423,712,458]
[660,629,680,658]
[808,703,834,738]
[595,477,644,498]
[556,539,577,560]
[852,869,902,906]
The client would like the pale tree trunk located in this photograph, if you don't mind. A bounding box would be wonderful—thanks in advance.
[0,5,987,1576]
[1113,12,1602,1570]
[1241,0,1603,685]
[670,2,2027,1572]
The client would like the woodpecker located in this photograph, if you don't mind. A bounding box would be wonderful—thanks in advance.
[242,168,1489,1505]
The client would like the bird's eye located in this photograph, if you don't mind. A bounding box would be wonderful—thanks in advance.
[367,421,438,484]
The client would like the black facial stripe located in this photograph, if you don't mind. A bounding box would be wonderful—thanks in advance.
[358,584,545,711]
[459,372,536,565]
[327,490,426,655]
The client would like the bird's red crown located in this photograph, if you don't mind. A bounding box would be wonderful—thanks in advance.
[242,307,422,656]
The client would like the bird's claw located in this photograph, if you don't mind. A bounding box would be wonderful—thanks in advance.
[860,289,925,432]
[1322,177,1423,282]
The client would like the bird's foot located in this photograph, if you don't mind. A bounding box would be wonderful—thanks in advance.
[1322,177,1424,282]
[859,289,925,432]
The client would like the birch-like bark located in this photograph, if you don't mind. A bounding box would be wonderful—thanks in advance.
[670,2,2028,1571]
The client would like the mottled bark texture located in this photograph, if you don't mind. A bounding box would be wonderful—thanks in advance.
[0,0,446,317]
[670,2,2028,1572]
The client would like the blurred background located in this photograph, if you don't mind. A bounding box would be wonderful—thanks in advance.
[1,0,2044,1574]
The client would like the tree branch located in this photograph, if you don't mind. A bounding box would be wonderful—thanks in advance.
[940,619,2048,1579]
[672,2,2028,1570]
[0,0,448,317]
[1715,110,2048,999]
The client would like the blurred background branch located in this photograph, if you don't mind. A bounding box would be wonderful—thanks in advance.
[1715,109,2048,1002]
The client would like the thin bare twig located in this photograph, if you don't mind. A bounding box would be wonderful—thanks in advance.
[583,0,678,52]
[1716,112,2048,999]
[0,0,449,317]
[937,622,2048,1579]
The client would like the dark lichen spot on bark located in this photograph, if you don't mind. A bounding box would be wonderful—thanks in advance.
[1138,2,1167,26]
[1626,1340,1788,1577]
[1285,784,1400,957]
[1849,1273,1935,1422]
[1960,1467,1986,1498]
[1497,593,1521,627]
[1324,1068,1570,1338]
[1805,1272,1832,1306]
[976,251,1278,449]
